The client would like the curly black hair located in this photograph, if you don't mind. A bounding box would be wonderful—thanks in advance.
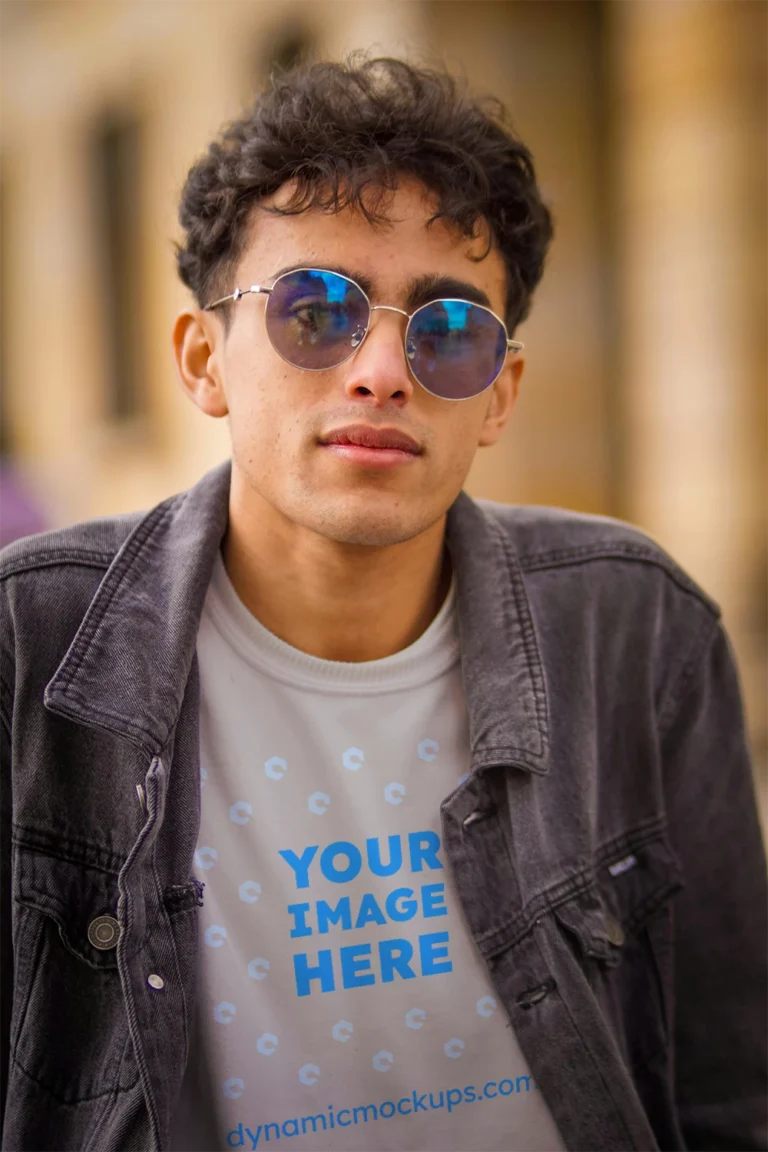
[176,57,553,331]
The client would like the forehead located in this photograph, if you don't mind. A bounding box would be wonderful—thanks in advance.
[236,178,508,313]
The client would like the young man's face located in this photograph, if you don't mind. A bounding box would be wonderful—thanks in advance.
[178,178,522,548]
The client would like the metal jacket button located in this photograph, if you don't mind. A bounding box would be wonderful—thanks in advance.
[87,915,120,950]
[605,914,625,948]
[517,978,556,1009]
[462,804,496,828]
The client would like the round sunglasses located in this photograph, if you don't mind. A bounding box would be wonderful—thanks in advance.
[204,267,523,401]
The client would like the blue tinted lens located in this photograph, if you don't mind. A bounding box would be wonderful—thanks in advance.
[266,270,369,369]
[406,300,507,399]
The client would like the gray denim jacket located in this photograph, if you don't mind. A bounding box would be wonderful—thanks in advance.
[1,461,766,1152]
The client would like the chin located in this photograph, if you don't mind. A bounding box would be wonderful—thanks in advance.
[308,499,435,549]
[321,517,424,549]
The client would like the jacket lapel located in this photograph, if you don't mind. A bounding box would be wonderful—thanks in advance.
[44,461,231,754]
[447,493,551,775]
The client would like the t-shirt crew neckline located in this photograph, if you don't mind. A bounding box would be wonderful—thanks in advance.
[204,551,460,695]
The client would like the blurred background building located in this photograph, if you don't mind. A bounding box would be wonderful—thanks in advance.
[1,0,766,785]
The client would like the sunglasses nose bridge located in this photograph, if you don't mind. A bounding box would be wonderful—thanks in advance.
[369,304,410,319]
[354,304,414,366]
[358,303,412,359]
[348,304,408,351]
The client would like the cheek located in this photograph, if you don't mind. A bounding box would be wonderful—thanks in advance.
[222,327,288,419]
[433,407,488,474]
[224,373,277,461]
[224,362,312,470]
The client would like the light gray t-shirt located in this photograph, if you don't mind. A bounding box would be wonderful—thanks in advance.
[170,555,564,1152]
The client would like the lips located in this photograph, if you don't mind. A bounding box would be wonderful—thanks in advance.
[319,424,422,454]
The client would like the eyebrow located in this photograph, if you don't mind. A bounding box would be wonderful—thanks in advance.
[267,264,494,313]
[268,263,376,298]
[404,273,492,313]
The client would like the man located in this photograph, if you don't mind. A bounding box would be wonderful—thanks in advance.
[1,57,765,1152]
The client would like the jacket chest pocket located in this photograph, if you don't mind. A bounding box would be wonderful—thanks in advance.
[11,845,141,1105]
[553,832,683,1071]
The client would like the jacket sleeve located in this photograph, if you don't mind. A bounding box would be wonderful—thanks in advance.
[661,618,767,1150]
[0,606,12,1129]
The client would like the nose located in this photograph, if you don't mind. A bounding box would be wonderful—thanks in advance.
[342,307,415,408]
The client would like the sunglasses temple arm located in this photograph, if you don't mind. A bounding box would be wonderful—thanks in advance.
[507,339,524,353]
[204,285,272,312]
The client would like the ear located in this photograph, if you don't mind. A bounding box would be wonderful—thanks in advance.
[477,356,523,447]
[172,309,229,418]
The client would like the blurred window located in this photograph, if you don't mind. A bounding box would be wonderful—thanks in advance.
[91,113,144,423]
[0,171,49,543]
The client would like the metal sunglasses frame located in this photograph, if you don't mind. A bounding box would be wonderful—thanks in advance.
[204,267,524,401]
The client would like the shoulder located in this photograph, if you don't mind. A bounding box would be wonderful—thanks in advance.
[476,498,719,616]
[475,499,724,732]
[0,511,143,581]
[0,513,145,667]
[0,512,150,727]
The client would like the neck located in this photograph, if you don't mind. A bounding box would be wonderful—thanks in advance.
[222,491,451,664]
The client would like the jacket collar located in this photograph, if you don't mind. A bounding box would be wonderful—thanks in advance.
[46,462,550,774]
[447,492,550,774]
